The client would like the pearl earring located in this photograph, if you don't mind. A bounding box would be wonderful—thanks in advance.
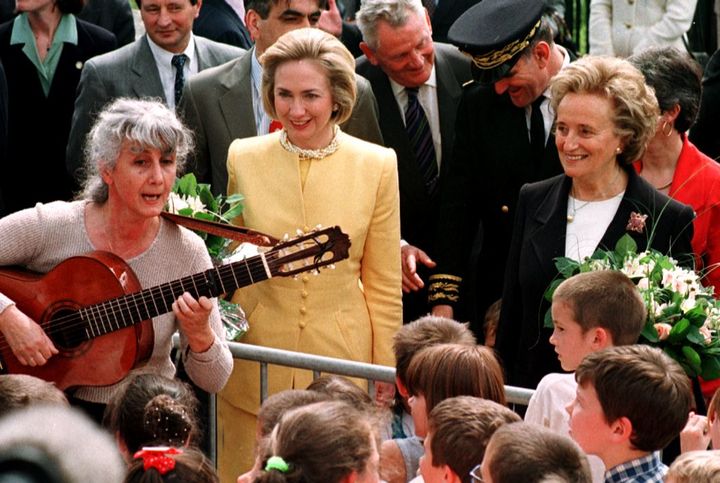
[616,147,622,154]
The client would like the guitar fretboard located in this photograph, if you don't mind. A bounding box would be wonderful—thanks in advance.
[76,253,272,340]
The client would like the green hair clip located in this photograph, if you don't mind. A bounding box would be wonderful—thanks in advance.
[265,456,290,473]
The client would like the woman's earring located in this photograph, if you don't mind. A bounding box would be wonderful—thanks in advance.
[616,147,622,154]
[661,120,673,137]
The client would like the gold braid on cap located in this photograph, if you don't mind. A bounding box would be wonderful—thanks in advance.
[464,19,541,70]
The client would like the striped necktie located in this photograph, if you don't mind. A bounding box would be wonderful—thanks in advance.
[405,87,438,195]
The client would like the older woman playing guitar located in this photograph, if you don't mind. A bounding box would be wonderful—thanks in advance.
[0,98,233,417]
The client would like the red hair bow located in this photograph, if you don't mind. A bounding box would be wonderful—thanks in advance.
[134,446,182,475]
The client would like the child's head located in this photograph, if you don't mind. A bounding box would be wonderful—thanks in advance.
[420,396,521,483]
[665,450,720,483]
[306,375,374,412]
[405,343,506,437]
[707,388,720,450]
[568,345,692,461]
[393,316,476,392]
[550,270,646,370]
[104,374,199,459]
[255,401,380,483]
[125,446,219,483]
[0,374,68,417]
[484,299,502,348]
[478,422,591,483]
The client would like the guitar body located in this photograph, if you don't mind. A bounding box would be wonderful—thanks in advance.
[0,252,154,390]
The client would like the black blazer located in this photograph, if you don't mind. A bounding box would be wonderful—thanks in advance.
[79,0,135,46]
[496,169,695,389]
[356,43,471,320]
[431,0,482,43]
[0,17,116,213]
[193,0,253,50]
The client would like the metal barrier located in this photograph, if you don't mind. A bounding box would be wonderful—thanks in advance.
[177,337,535,463]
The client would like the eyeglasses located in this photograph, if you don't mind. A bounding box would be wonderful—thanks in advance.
[469,464,484,482]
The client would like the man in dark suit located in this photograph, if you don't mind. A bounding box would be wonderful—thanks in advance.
[0,1,116,213]
[179,0,383,196]
[426,0,569,337]
[355,0,471,322]
[67,0,243,181]
[193,0,253,49]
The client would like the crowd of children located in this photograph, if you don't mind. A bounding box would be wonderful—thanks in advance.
[1,269,719,482]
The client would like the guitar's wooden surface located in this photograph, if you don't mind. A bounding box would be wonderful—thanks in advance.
[0,252,153,390]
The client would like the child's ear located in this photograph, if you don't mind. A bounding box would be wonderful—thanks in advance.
[610,416,634,444]
[443,464,461,483]
[396,376,409,398]
[591,327,611,350]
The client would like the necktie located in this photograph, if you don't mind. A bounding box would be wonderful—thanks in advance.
[530,95,546,162]
[171,54,188,107]
[405,87,438,195]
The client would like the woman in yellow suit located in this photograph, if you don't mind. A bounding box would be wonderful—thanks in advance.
[219,28,402,481]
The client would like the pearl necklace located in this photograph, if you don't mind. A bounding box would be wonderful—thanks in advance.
[279,126,340,160]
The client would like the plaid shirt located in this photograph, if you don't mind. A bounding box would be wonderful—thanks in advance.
[604,452,667,483]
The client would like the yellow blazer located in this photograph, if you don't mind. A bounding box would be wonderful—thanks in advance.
[223,130,402,413]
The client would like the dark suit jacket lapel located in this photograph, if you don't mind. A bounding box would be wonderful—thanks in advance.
[529,176,572,281]
[435,50,462,167]
[219,49,255,140]
[598,168,654,251]
[131,36,165,99]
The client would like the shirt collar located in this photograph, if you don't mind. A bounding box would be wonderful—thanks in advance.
[389,64,437,98]
[146,32,197,69]
[605,452,666,483]
[11,13,78,47]
[251,48,263,91]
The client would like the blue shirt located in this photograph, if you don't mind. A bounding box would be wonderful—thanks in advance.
[604,452,667,483]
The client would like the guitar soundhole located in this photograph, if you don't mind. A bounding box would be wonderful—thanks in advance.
[45,308,88,351]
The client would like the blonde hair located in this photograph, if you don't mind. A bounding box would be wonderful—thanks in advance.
[550,55,659,165]
[260,28,356,126]
[666,450,720,483]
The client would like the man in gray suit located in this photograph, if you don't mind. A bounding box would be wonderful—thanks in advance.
[355,0,471,323]
[67,0,243,180]
[178,0,384,196]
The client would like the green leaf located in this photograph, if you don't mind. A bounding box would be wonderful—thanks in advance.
[544,307,554,329]
[668,318,691,343]
[554,257,580,279]
[544,278,564,302]
[177,207,194,217]
[222,203,244,221]
[701,356,720,380]
[176,173,198,196]
[686,325,707,345]
[685,306,708,326]
[614,234,637,258]
[682,345,703,375]
[640,321,659,343]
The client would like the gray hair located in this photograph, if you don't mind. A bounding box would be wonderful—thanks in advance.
[0,405,126,483]
[80,97,194,203]
[356,0,425,51]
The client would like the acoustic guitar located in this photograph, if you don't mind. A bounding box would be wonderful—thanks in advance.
[0,226,350,389]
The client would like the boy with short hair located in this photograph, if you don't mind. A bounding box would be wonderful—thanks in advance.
[419,396,521,483]
[525,270,646,480]
[567,345,693,482]
[382,315,476,483]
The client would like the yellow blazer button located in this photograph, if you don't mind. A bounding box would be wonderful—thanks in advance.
[301,291,309,298]
[303,226,310,232]
[302,275,310,283]
[501,205,509,213]
[299,307,307,315]
[299,320,307,328]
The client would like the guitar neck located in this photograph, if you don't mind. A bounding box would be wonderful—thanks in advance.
[79,254,272,338]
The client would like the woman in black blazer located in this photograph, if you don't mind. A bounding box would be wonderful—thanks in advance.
[0,0,115,213]
[496,56,695,390]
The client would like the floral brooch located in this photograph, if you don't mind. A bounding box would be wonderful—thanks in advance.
[626,211,648,233]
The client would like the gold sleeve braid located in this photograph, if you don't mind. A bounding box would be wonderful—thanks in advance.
[428,274,462,304]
